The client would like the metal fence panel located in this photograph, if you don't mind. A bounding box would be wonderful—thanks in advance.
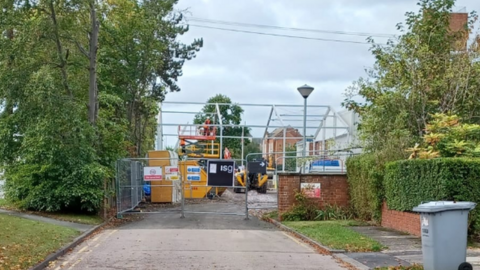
[116,160,144,215]
[116,157,181,216]
[181,157,247,217]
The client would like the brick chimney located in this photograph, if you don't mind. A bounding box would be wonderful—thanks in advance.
[449,12,468,32]
[449,11,469,51]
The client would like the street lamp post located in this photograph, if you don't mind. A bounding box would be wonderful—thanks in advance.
[297,84,314,173]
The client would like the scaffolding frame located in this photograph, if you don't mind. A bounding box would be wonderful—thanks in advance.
[156,101,353,168]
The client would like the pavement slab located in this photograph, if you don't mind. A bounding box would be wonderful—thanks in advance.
[347,225,480,269]
[350,226,422,251]
[345,252,412,269]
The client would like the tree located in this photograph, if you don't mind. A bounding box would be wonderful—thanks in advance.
[243,141,262,160]
[284,145,297,171]
[99,0,203,156]
[342,0,480,162]
[194,94,250,158]
[88,0,100,125]
[0,0,202,212]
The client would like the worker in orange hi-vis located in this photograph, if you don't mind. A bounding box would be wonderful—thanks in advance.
[180,139,186,154]
[204,117,211,136]
[224,147,231,159]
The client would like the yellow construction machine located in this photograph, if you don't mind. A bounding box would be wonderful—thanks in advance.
[233,157,270,194]
[266,155,276,180]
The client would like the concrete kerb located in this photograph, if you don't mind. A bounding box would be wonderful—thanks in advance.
[262,216,370,270]
[29,220,110,270]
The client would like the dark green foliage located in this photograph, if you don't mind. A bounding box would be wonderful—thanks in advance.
[1,70,106,212]
[194,94,251,159]
[281,191,319,221]
[346,154,384,222]
[385,158,480,233]
[243,141,261,160]
[275,145,297,171]
[284,145,297,171]
[0,0,201,213]
[281,191,353,221]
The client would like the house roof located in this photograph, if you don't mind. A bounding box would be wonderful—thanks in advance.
[266,126,302,138]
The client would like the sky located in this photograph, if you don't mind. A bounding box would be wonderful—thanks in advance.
[159,0,479,148]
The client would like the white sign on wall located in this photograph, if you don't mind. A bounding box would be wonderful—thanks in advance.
[143,166,163,181]
[165,166,179,174]
[165,166,179,180]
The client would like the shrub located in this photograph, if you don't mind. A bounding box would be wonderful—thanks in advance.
[281,191,318,221]
[405,113,480,159]
[1,98,108,213]
[281,191,353,221]
[346,154,384,222]
[315,204,354,221]
[385,158,480,234]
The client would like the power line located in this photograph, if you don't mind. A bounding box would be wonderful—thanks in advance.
[187,17,396,38]
[188,24,385,45]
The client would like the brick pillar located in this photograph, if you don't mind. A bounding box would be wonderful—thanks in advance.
[277,173,301,221]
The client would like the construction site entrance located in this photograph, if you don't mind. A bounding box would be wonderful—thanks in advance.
[115,100,358,219]
[116,156,277,219]
[116,154,268,219]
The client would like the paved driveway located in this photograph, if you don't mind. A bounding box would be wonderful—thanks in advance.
[48,206,347,270]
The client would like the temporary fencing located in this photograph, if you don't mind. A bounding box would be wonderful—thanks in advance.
[180,157,248,217]
[116,156,180,217]
[115,156,250,219]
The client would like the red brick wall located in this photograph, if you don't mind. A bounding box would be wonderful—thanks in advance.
[449,12,468,32]
[381,202,421,237]
[278,173,349,221]
[449,12,468,50]
[264,129,302,165]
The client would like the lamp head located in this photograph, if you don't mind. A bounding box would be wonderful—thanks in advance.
[297,84,314,98]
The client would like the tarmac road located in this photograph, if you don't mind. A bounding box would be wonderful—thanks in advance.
[47,203,348,270]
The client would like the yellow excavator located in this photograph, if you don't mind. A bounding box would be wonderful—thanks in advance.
[233,156,271,194]
[266,155,276,180]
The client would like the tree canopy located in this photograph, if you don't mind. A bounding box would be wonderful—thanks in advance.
[0,0,202,212]
[193,94,251,159]
[343,0,480,162]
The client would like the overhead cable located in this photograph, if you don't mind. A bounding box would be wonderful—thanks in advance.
[187,17,396,38]
[188,24,387,45]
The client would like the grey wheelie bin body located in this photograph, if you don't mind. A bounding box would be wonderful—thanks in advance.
[412,201,476,270]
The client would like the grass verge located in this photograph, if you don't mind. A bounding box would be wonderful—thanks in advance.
[0,213,81,270]
[0,199,15,210]
[0,198,103,225]
[282,220,385,252]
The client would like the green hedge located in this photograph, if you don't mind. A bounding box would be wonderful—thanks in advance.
[385,158,480,233]
[346,154,384,222]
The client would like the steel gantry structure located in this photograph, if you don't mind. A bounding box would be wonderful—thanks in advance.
[156,101,354,168]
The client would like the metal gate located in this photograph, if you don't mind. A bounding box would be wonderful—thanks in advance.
[242,153,283,216]
[115,156,249,218]
[116,159,144,215]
